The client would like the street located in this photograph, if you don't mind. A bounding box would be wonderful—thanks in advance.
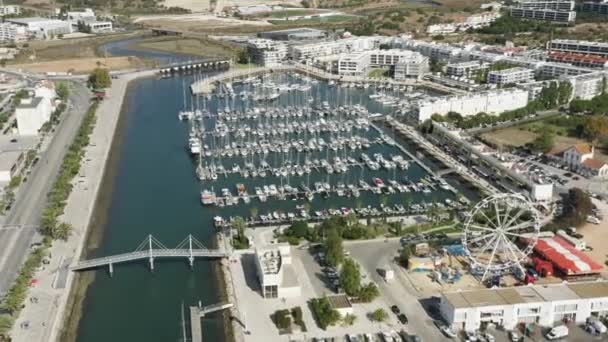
[344,239,448,342]
[0,82,90,296]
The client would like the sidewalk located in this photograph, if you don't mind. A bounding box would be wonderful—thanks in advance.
[9,70,155,342]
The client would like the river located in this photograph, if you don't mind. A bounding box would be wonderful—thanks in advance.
[73,38,479,342]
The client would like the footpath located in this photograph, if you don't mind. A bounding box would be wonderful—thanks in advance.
[9,70,155,342]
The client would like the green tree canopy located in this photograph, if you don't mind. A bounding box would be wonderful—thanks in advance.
[532,129,555,153]
[88,68,111,89]
[324,228,344,267]
[369,308,388,322]
[340,258,361,296]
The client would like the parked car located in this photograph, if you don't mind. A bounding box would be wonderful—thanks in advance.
[397,313,408,324]
[546,325,569,340]
[509,331,522,342]
[391,305,401,315]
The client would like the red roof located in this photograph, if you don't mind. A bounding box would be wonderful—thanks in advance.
[533,236,603,275]
[548,51,608,65]
[583,158,606,170]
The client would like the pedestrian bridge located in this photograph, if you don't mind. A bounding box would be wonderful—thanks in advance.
[71,235,229,274]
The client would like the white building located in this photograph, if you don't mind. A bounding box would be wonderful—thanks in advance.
[427,24,458,35]
[562,72,606,100]
[403,40,462,61]
[337,51,370,76]
[510,8,576,23]
[411,89,529,122]
[548,39,608,58]
[540,62,593,78]
[337,49,428,78]
[246,39,288,67]
[7,17,73,39]
[426,12,501,34]
[440,281,608,332]
[514,0,574,11]
[15,97,52,136]
[0,23,26,42]
[0,5,21,16]
[254,244,301,299]
[66,8,96,22]
[446,61,489,78]
[290,36,387,62]
[488,67,534,85]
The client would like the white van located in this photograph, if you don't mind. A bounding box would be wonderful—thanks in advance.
[546,325,569,340]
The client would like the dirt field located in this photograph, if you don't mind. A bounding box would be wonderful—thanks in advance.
[161,0,211,12]
[12,56,149,74]
[133,13,272,32]
[481,126,591,154]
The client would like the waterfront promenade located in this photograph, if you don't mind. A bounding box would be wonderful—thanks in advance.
[9,69,156,342]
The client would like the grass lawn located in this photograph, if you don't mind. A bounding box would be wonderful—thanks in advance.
[255,9,324,18]
[367,68,390,78]
[132,37,238,58]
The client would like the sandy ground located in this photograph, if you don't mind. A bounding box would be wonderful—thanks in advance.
[12,57,147,74]
[133,13,270,25]
[578,198,608,273]
[481,126,592,154]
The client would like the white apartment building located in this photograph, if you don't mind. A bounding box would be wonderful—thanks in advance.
[246,39,288,67]
[548,39,608,58]
[510,8,576,23]
[290,36,388,62]
[514,0,574,11]
[562,72,606,100]
[255,244,301,299]
[0,23,26,42]
[441,281,608,332]
[85,21,113,33]
[337,52,370,76]
[66,8,96,21]
[0,5,21,16]
[16,97,52,136]
[427,12,501,34]
[488,67,534,85]
[337,49,428,78]
[411,89,529,122]
[540,62,593,78]
[394,56,429,80]
[7,17,73,38]
[446,61,489,78]
[403,40,462,61]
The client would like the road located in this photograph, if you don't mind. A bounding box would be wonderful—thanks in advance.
[0,82,90,296]
[345,239,447,342]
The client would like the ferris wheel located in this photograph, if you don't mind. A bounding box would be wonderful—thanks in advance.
[462,193,541,281]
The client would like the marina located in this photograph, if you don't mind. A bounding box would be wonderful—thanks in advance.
[183,73,473,227]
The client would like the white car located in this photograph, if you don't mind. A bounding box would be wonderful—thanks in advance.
[509,331,522,342]
[440,325,457,338]
[483,332,496,342]
[465,331,478,342]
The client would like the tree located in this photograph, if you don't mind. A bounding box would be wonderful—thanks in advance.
[358,283,379,302]
[342,313,357,326]
[273,309,292,330]
[232,216,246,240]
[236,49,249,64]
[324,228,344,267]
[310,297,341,330]
[583,116,608,143]
[55,222,73,241]
[399,247,410,267]
[369,308,388,322]
[340,258,361,296]
[55,81,69,100]
[561,188,593,227]
[289,220,309,239]
[532,129,555,153]
[88,68,111,89]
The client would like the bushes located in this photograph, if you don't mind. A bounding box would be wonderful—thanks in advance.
[369,308,388,322]
[41,101,99,240]
[291,306,306,332]
[272,309,292,331]
[309,297,340,330]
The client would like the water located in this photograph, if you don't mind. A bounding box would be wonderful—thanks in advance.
[75,75,226,342]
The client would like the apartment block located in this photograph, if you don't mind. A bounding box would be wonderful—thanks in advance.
[510,8,576,23]
[488,67,535,85]
[548,39,608,58]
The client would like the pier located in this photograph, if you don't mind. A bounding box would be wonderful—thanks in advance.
[159,59,231,74]
[190,63,466,95]
[189,302,234,342]
[71,235,229,274]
